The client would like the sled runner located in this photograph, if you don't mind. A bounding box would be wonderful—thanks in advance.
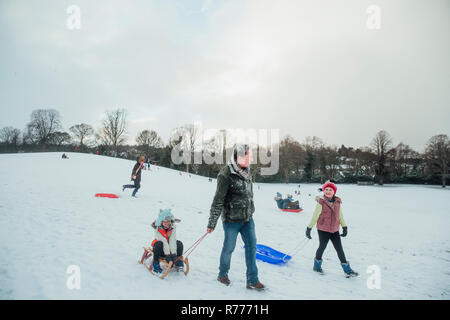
[280,208,303,213]
[254,244,291,265]
[95,193,119,199]
[138,246,189,279]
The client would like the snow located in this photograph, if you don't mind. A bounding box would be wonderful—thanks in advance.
[0,152,449,299]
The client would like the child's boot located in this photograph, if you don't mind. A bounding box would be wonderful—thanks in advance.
[152,261,163,274]
[174,257,184,271]
[313,258,324,275]
[341,261,359,278]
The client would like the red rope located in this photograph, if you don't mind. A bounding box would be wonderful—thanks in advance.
[173,232,208,264]
[184,232,208,258]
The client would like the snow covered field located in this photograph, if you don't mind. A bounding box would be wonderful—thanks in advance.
[0,152,449,300]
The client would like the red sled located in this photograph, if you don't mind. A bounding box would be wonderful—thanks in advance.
[95,193,119,199]
[280,208,303,213]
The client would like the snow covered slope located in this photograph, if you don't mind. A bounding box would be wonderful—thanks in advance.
[0,152,449,299]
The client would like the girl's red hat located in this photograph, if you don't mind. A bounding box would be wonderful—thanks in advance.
[322,182,337,194]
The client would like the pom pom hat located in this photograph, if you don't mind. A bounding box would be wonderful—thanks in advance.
[322,182,337,195]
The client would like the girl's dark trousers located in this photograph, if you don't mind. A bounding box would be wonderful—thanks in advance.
[315,230,347,263]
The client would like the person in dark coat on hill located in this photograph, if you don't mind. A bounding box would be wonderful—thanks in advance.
[122,156,145,197]
[207,144,265,291]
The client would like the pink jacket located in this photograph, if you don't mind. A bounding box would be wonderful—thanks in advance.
[316,197,342,233]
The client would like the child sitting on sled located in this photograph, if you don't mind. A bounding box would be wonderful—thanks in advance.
[140,209,185,274]
[274,192,300,210]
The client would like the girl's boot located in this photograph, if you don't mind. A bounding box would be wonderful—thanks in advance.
[341,261,359,278]
[313,258,324,275]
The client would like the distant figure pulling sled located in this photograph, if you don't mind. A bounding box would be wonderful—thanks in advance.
[139,209,188,279]
[274,192,301,210]
[305,182,358,278]
[122,156,145,197]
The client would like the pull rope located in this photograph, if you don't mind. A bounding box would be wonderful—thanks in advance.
[282,238,310,262]
[183,232,208,258]
[173,232,208,264]
[290,238,310,257]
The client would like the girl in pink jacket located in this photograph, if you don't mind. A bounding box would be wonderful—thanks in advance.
[306,182,358,277]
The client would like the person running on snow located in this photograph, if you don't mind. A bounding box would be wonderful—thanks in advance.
[207,144,265,291]
[150,209,184,274]
[122,156,145,197]
[305,181,358,277]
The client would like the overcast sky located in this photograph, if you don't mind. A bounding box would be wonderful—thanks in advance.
[1,0,449,151]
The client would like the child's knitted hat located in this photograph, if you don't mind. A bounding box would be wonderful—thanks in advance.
[322,182,337,195]
[156,209,174,227]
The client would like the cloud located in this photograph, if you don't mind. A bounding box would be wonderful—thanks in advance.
[0,0,449,150]
[129,117,157,124]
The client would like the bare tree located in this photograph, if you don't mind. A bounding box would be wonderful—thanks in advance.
[317,145,340,182]
[424,134,450,188]
[356,147,377,177]
[49,131,72,146]
[392,142,418,178]
[69,123,94,148]
[25,109,62,145]
[98,109,128,153]
[0,126,22,146]
[302,136,324,181]
[136,129,164,159]
[171,124,202,173]
[370,130,393,185]
[279,136,304,183]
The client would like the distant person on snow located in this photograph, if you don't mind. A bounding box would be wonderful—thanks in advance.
[122,156,145,197]
[150,209,184,274]
[274,193,300,209]
[274,192,285,208]
[61,153,68,159]
[207,144,265,291]
[305,182,358,277]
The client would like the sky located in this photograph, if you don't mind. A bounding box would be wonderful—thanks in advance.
[0,0,449,152]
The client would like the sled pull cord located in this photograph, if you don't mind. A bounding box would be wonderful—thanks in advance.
[173,232,208,264]
[282,238,310,262]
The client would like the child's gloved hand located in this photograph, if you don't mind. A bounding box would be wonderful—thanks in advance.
[340,226,348,237]
[306,227,312,239]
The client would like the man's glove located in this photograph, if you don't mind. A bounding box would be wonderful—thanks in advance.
[340,226,348,237]
[306,227,312,239]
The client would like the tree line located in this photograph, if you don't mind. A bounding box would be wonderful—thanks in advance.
[1,108,449,187]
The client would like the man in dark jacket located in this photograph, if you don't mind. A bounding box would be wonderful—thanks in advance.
[207,144,265,291]
[122,156,145,197]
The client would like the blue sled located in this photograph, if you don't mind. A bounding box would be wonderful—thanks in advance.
[255,244,291,264]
